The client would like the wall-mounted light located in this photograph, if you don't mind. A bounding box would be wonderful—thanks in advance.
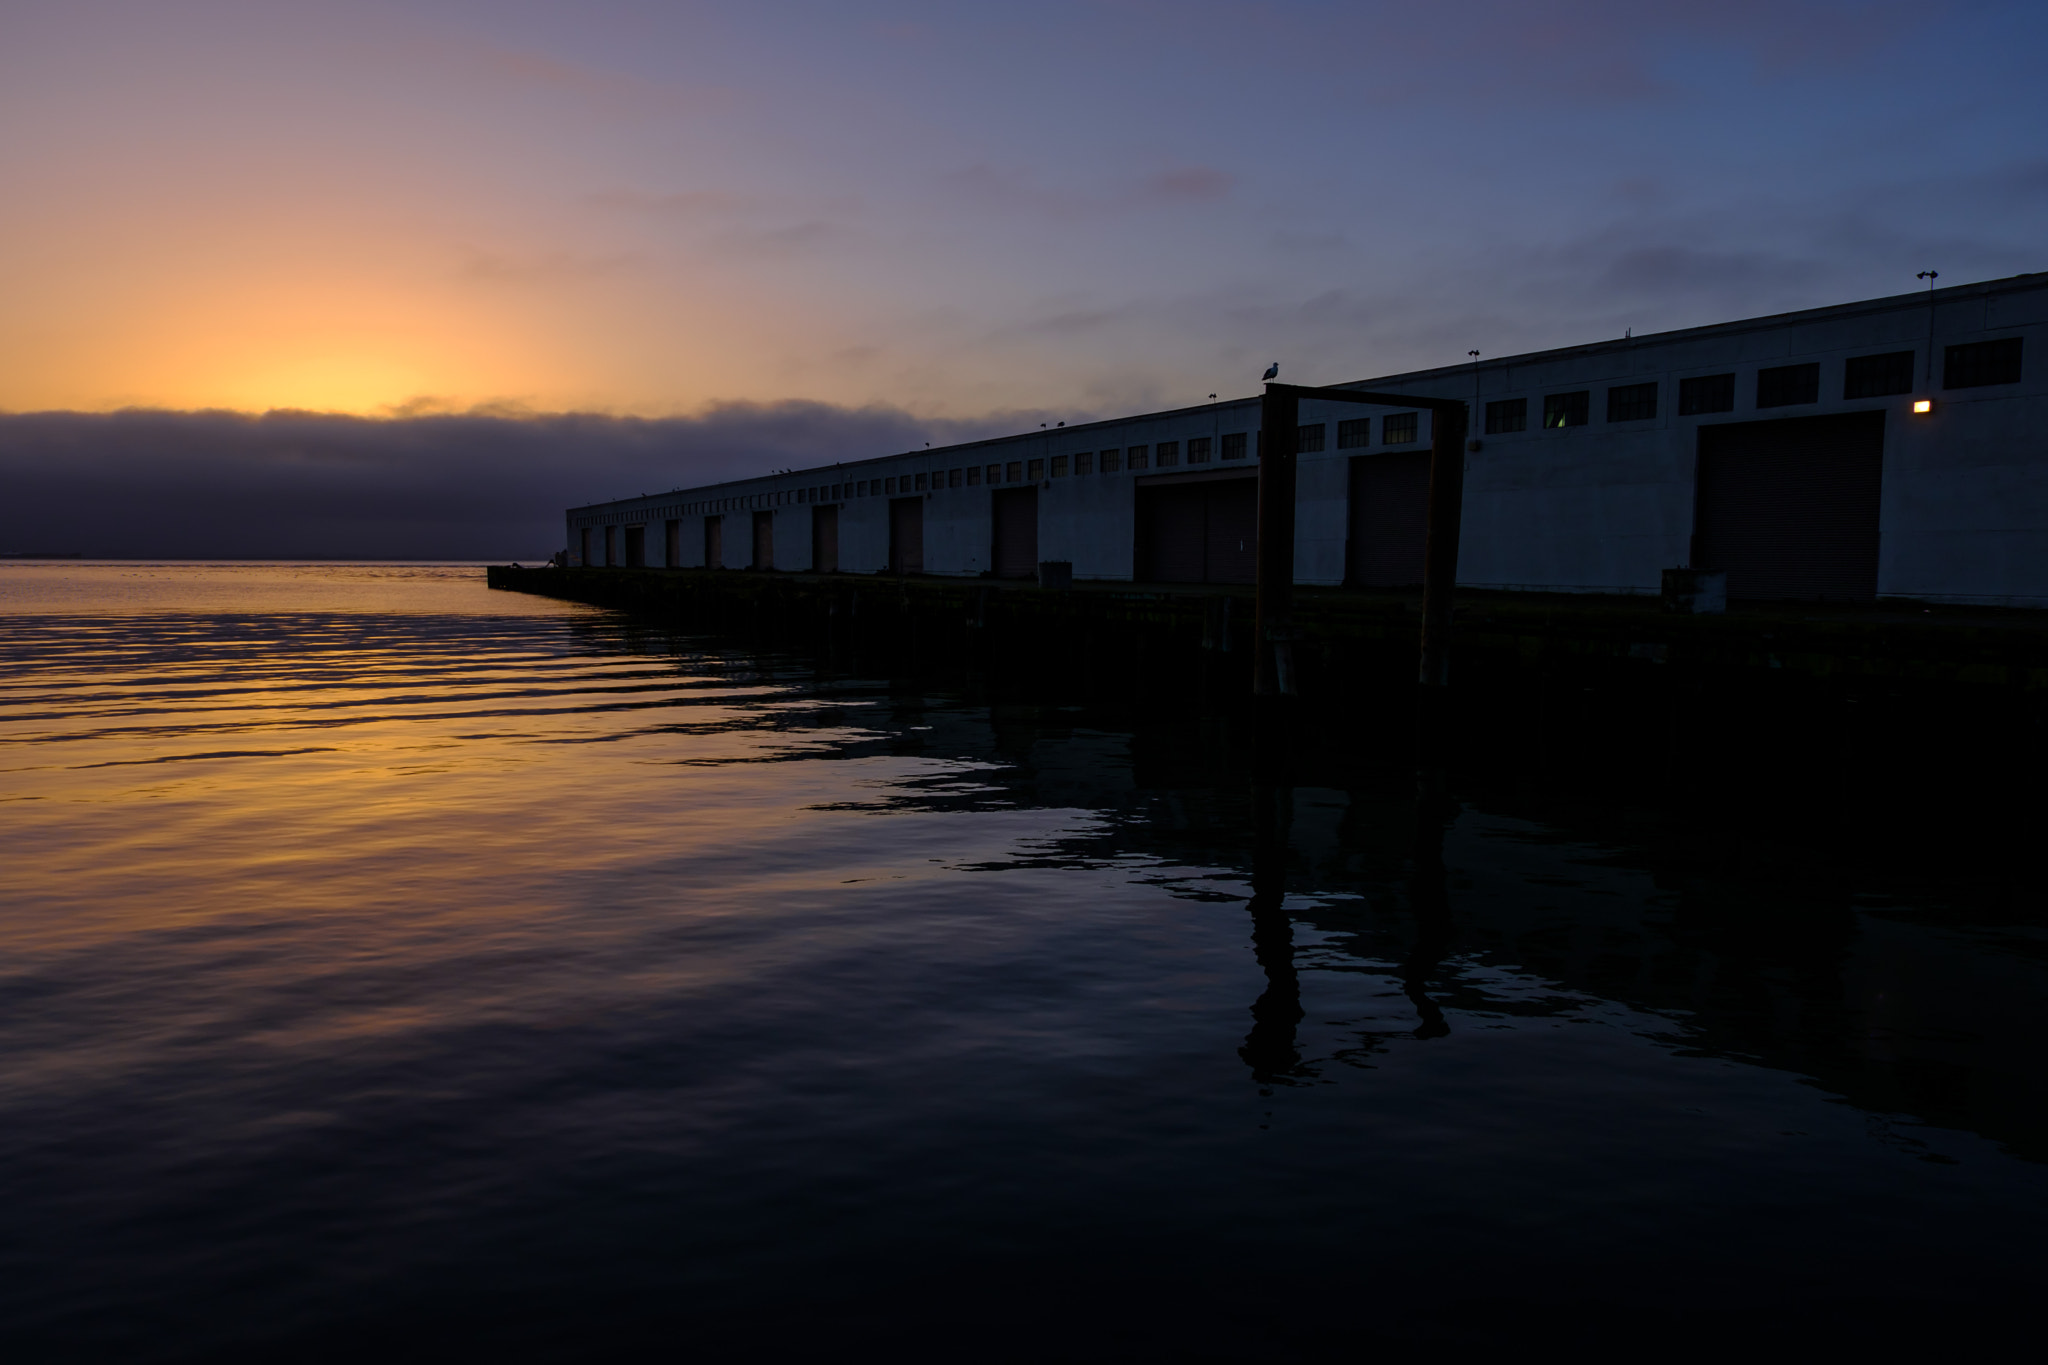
[1913,399,1934,414]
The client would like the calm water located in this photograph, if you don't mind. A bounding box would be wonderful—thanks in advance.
[2,563,2043,1360]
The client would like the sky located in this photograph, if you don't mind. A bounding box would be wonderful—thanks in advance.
[4,0,2046,554]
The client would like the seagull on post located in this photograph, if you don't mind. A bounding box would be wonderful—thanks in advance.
[1262,363,1279,381]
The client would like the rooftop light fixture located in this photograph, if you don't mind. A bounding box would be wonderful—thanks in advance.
[1913,399,1934,414]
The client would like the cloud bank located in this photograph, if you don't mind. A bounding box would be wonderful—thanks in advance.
[0,403,1041,560]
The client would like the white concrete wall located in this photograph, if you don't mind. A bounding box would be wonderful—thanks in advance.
[565,274,2048,606]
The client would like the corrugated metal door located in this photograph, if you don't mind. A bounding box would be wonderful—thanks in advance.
[704,516,722,568]
[811,505,839,573]
[664,520,680,567]
[1203,479,1257,584]
[1693,411,1883,601]
[752,511,774,569]
[992,487,1039,578]
[1348,453,1430,586]
[624,526,645,567]
[1137,485,1205,582]
[889,497,923,573]
[604,524,619,567]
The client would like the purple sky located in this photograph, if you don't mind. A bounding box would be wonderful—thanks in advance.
[2,1,2044,553]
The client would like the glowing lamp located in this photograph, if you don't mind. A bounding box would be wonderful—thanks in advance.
[1913,399,1934,414]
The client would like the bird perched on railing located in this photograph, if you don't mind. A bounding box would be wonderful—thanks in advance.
[1262,362,1279,381]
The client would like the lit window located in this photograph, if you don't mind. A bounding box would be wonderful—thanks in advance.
[1383,412,1421,443]
[1541,393,1587,429]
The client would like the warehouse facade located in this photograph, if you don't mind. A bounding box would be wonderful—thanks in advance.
[565,272,2048,606]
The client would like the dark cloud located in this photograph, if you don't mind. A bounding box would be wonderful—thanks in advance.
[0,402,1029,560]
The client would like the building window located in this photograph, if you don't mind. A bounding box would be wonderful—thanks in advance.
[885,477,896,494]
[1607,382,1658,422]
[1075,452,1093,475]
[1542,393,1588,428]
[1050,455,1068,477]
[1844,351,1915,399]
[1005,461,1022,482]
[1156,441,1179,467]
[948,469,962,488]
[1679,373,1735,415]
[1221,432,1247,460]
[966,466,981,485]
[1187,437,1211,463]
[1383,412,1420,443]
[1944,337,2023,389]
[1757,363,1820,408]
[1296,423,1325,453]
[914,472,928,491]
[1127,445,1149,470]
[988,463,1003,483]
[1100,449,1121,472]
[1026,458,1044,480]
[1337,418,1370,449]
[1484,398,1526,434]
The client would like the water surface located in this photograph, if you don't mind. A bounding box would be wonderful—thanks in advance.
[2,563,2042,1359]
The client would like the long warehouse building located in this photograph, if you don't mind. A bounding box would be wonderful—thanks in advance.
[565,272,2048,606]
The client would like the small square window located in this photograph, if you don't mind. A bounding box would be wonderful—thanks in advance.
[1100,449,1122,472]
[966,466,981,485]
[1944,337,2023,389]
[1187,437,1211,463]
[1757,363,1820,408]
[1221,432,1247,460]
[1156,441,1179,467]
[1845,351,1915,399]
[1075,452,1093,475]
[1679,373,1735,415]
[1296,423,1325,453]
[1050,455,1068,477]
[914,472,929,491]
[1383,412,1420,443]
[1026,458,1044,480]
[1542,393,1588,428]
[1337,418,1370,449]
[1127,444,1149,470]
[1006,461,1023,482]
[1607,382,1657,422]
[1484,398,1526,434]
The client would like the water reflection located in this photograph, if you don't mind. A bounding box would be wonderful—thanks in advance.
[1,566,2043,1359]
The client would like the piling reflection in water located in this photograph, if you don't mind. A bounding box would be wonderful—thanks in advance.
[1,563,2044,1359]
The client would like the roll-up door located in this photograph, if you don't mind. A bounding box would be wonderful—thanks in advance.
[752,510,774,570]
[664,519,681,567]
[811,505,839,573]
[704,515,723,568]
[1135,473,1257,583]
[624,525,645,567]
[604,524,619,567]
[889,497,924,574]
[1347,452,1430,586]
[1693,411,1883,601]
[992,487,1039,578]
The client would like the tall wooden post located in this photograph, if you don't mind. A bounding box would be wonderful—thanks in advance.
[1416,400,1469,781]
[1255,385,1300,698]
